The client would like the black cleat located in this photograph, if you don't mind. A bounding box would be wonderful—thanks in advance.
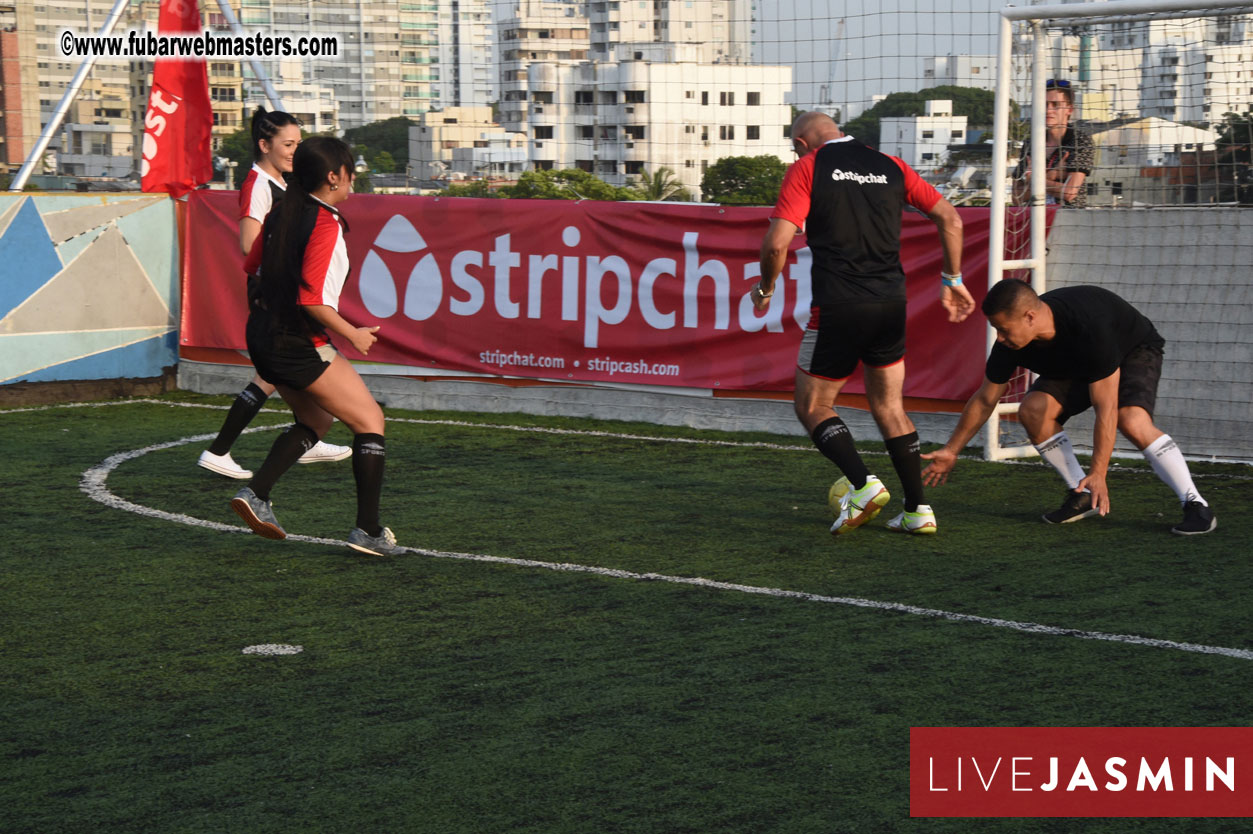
[1171,501,1216,536]
[1042,489,1100,524]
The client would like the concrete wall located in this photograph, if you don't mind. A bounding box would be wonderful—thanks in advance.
[177,360,965,446]
[0,194,179,385]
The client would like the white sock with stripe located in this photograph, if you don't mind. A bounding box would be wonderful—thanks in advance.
[1034,431,1086,491]
[1142,434,1205,506]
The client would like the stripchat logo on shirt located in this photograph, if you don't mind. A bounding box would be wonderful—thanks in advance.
[910,727,1253,818]
[831,168,889,186]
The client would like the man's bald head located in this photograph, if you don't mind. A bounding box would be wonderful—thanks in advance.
[790,111,843,155]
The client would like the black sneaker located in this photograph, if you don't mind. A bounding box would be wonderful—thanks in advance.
[1171,501,1216,536]
[1042,489,1100,524]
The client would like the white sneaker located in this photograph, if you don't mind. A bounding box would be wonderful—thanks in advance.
[829,475,891,536]
[887,504,938,535]
[296,440,352,464]
[198,449,252,479]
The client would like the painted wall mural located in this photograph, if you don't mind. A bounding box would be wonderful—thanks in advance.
[0,194,179,384]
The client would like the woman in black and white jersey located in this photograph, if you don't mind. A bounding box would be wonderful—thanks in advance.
[197,107,351,479]
[230,136,399,556]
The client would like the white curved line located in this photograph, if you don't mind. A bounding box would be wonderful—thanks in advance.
[74,418,1253,662]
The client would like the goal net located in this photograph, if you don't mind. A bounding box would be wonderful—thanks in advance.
[989,0,1253,462]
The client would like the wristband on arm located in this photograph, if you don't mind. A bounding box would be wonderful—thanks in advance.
[941,271,963,288]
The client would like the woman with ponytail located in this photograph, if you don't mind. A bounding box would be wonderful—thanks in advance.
[230,135,400,556]
[197,106,351,479]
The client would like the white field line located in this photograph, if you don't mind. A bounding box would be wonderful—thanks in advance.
[66,410,1252,663]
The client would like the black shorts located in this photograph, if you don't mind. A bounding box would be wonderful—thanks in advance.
[796,300,907,380]
[1029,343,1163,423]
[245,313,335,390]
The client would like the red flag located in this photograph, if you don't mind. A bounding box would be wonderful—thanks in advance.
[140,0,212,197]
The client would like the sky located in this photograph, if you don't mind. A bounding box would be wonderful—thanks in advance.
[754,0,1004,117]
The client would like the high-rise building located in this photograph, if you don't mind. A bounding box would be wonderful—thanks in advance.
[436,0,497,108]
[498,0,791,198]
[497,0,589,133]
[923,55,996,92]
[234,0,408,128]
[1020,1,1253,126]
[1,6,39,171]
[7,0,143,177]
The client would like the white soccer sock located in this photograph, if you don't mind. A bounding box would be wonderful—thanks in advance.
[1143,434,1205,506]
[1034,431,1087,490]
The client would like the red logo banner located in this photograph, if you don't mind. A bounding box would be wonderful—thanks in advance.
[182,192,994,397]
[911,727,1253,817]
[141,0,212,197]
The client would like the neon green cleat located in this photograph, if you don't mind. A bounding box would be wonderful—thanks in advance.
[830,475,891,536]
[887,504,938,535]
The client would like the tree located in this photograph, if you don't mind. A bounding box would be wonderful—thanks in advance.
[700,155,789,206]
[372,151,397,175]
[216,127,254,179]
[840,85,1008,148]
[440,181,503,198]
[501,169,639,201]
[1215,112,1253,163]
[342,116,417,168]
[1215,112,1253,205]
[631,166,692,202]
[436,169,636,201]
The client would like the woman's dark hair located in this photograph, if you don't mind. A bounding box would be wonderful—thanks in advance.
[258,136,356,330]
[250,106,302,161]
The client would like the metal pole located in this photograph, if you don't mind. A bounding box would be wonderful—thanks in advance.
[1002,0,1252,22]
[9,0,131,191]
[988,13,1014,312]
[213,0,287,111]
[1030,21,1048,295]
[984,12,1015,462]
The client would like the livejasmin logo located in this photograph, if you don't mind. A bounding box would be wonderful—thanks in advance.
[927,754,1235,793]
[910,728,1253,818]
[356,214,813,348]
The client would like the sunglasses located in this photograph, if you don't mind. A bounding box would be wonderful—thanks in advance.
[1046,79,1072,88]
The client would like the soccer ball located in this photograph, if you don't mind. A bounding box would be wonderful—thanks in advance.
[827,476,851,517]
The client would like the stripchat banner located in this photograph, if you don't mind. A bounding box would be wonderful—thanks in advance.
[182,192,994,397]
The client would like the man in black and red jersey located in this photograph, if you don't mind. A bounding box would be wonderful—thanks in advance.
[754,111,974,537]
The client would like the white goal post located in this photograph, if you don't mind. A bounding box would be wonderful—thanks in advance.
[985,0,1253,461]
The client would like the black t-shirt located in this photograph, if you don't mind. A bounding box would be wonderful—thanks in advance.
[986,285,1164,384]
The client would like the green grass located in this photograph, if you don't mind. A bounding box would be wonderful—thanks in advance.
[2,393,1250,833]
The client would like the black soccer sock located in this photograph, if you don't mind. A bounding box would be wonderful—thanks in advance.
[810,416,870,489]
[208,383,268,455]
[885,431,925,512]
[250,422,318,501]
[352,433,387,537]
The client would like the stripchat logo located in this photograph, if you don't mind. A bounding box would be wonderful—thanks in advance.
[831,168,889,186]
[910,727,1253,818]
[354,213,813,349]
